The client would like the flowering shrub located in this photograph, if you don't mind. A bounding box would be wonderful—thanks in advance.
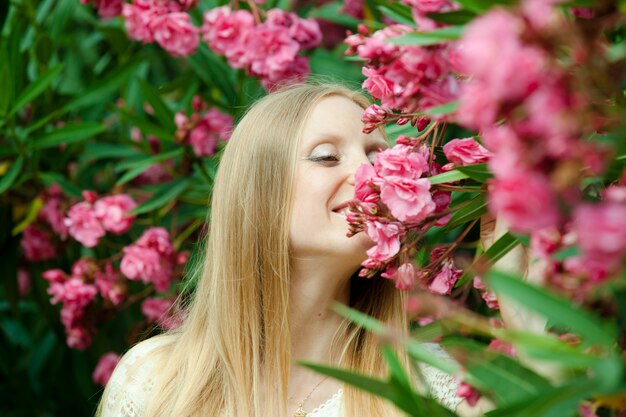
[1,0,625,416]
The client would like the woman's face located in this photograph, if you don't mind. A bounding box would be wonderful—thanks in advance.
[289,95,388,267]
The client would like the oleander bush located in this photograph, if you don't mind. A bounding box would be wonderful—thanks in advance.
[1,0,625,416]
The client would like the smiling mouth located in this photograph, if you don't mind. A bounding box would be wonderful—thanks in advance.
[332,201,352,217]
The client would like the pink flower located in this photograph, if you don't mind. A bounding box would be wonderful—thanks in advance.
[18,268,31,298]
[362,104,390,133]
[488,171,560,233]
[65,202,105,248]
[121,245,172,291]
[488,339,516,356]
[530,227,561,261]
[48,277,98,308]
[374,145,429,179]
[92,352,121,386]
[354,164,379,207]
[94,194,137,234]
[384,262,417,290]
[443,138,492,166]
[95,263,127,305]
[136,227,174,257]
[201,6,255,66]
[241,25,300,77]
[152,12,199,57]
[260,55,310,91]
[456,381,481,407]
[20,225,56,262]
[428,259,461,295]
[380,177,436,223]
[404,0,456,14]
[141,297,185,329]
[473,277,499,309]
[123,0,172,43]
[286,17,322,50]
[43,269,67,284]
[456,82,499,131]
[573,202,626,278]
[365,221,404,261]
[362,67,394,100]
[66,326,93,350]
[94,0,123,18]
[39,196,68,239]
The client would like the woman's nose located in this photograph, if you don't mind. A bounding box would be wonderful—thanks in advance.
[346,151,371,186]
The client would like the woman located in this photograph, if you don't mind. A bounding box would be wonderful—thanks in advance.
[97,83,501,417]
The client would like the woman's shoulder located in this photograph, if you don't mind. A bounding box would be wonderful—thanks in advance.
[98,335,176,417]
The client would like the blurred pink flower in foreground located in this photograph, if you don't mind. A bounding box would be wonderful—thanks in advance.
[20,225,56,262]
[92,352,121,386]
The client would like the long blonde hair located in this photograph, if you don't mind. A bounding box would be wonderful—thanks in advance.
[100,83,409,417]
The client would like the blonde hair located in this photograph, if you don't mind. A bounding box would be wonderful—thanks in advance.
[99,83,409,417]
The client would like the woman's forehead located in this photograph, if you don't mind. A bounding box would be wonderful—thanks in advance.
[301,96,386,147]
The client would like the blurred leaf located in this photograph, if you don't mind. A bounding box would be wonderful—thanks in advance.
[425,101,459,117]
[387,26,464,45]
[445,193,487,230]
[188,44,237,107]
[0,156,23,194]
[138,79,176,132]
[82,142,144,161]
[8,64,63,117]
[117,107,173,142]
[308,2,361,28]
[455,163,492,183]
[11,197,43,235]
[61,60,140,113]
[1,318,33,348]
[486,270,617,346]
[551,245,580,261]
[426,10,477,25]
[456,232,520,286]
[428,169,469,184]
[130,177,192,215]
[39,172,82,198]
[453,0,517,13]
[378,4,415,26]
[29,122,105,150]
[115,148,183,172]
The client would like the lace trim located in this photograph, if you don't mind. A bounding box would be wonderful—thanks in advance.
[308,389,343,416]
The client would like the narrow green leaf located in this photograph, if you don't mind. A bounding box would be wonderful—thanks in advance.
[115,148,183,172]
[9,65,63,117]
[378,5,415,26]
[445,193,487,230]
[551,245,580,261]
[117,107,174,142]
[453,0,517,13]
[82,142,144,161]
[455,163,492,183]
[39,172,82,198]
[387,26,464,45]
[0,156,24,194]
[307,3,361,28]
[29,122,106,150]
[486,270,617,346]
[138,79,176,131]
[129,178,191,215]
[382,345,412,388]
[456,232,520,287]
[425,101,459,117]
[333,302,387,334]
[428,169,469,185]
[426,10,477,25]
[62,60,139,113]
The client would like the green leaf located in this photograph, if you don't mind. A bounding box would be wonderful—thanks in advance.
[486,270,617,346]
[29,122,106,150]
[129,178,192,215]
[445,193,487,230]
[455,163,492,183]
[138,79,176,132]
[456,232,520,287]
[188,44,237,107]
[39,172,82,198]
[0,156,23,194]
[61,60,139,113]
[425,101,459,117]
[378,4,415,26]
[551,245,580,261]
[115,148,183,172]
[333,302,387,334]
[307,2,361,29]
[426,10,477,25]
[428,169,469,185]
[117,107,174,142]
[8,64,63,117]
[453,0,517,13]
[387,26,464,45]
[82,142,144,161]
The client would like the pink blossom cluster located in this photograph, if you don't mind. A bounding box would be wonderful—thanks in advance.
[345,20,459,129]
[201,6,321,90]
[65,191,137,248]
[141,297,185,329]
[121,227,188,292]
[347,137,458,291]
[122,0,199,57]
[174,96,234,157]
[43,258,127,350]
[19,184,69,262]
[92,352,121,386]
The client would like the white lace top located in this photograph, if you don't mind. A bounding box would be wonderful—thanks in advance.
[100,337,462,417]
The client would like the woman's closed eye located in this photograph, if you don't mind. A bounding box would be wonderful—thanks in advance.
[308,153,340,164]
